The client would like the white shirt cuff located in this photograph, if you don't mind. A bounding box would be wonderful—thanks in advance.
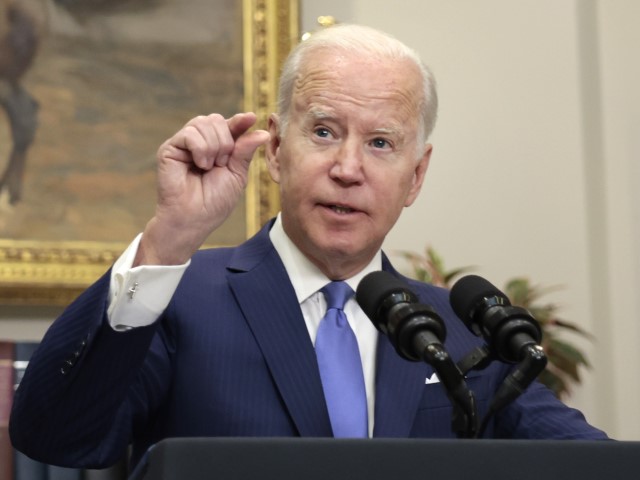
[107,233,190,331]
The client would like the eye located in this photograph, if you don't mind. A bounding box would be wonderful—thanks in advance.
[371,138,391,149]
[314,127,332,138]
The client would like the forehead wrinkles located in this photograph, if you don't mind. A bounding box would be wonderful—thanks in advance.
[292,61,420,124]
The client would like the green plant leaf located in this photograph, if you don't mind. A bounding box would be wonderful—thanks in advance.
[548,319,596,340]
[546,338,591,369]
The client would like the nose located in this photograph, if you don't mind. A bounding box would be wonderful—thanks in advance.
[330,139,365,184]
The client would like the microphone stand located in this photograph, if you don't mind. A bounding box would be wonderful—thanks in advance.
[477,344,547,437]
[456,343,547,438]
[457,345,493,375]
[413,332,478,439]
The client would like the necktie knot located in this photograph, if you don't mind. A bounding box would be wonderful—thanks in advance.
[321,281,353,311]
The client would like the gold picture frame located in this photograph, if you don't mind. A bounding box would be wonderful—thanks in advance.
[0,0,299,306]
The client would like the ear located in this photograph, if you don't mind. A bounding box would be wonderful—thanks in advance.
[404,143,433,207]
[265,113,282,183]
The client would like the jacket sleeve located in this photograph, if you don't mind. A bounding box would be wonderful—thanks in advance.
[493,377,609,439]
[9,270,169,468]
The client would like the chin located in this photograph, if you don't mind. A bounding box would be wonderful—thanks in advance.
[320,236,372,259]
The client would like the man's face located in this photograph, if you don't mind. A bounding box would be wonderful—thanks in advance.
[266,51,432,279]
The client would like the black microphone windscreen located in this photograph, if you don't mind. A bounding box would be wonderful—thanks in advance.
[356,271,417,322]
[449,275,509,327]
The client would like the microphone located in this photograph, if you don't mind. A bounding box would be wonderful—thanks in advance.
[449,274,547,432]
[357,271,478,438]
[356,270,446,361]
[449,274,543,364]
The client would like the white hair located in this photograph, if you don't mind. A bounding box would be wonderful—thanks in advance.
[277,24,438,145]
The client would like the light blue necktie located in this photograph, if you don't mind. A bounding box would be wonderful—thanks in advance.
[315,281,368,438]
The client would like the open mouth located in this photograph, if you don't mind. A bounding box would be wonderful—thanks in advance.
[328,205,355,214]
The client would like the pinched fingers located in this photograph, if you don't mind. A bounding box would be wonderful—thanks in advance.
[224,113,270,171]
[162,114,236,170]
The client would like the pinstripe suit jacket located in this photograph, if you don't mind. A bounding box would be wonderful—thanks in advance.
[10,221,608,469]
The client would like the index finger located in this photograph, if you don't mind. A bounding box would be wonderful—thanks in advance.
[226,112,260,140]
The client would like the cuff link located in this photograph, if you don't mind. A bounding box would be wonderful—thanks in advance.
[127,282,139,300]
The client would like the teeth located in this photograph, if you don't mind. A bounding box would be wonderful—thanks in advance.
[331,205,353,214]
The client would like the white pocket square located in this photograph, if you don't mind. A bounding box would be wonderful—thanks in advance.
[425,373,440,385]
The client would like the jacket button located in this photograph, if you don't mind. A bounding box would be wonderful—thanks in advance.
[60,334,90,375]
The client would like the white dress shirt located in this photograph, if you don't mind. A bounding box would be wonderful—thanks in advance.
[107,215,380,435]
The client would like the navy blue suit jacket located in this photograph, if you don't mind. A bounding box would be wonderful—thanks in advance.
[10,222,607,469]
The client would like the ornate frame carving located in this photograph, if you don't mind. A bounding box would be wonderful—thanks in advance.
[0,0,298,306]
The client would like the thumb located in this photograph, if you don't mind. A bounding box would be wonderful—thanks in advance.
[227,112,259,139]
[231,129,271,169]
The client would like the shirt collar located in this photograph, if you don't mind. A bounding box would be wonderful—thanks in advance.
[269,213,382,304]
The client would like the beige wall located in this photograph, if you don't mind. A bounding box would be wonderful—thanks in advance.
[302,0,640,439]
[595,0,640,441]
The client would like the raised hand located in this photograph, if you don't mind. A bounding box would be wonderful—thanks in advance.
[135,112,270,266]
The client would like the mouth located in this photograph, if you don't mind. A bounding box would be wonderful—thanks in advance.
[328,204,355,214]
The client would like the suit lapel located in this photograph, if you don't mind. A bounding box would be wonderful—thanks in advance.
[373,334,432,437]
[227,226,332,437]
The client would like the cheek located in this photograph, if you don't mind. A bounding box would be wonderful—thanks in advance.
[280,154,326,190]
[375,170,414,202]
[278,168,312,208]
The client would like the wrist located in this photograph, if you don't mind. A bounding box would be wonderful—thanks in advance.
[134,218,200,266]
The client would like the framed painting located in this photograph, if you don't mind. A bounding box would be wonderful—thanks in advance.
[0,0,299,305]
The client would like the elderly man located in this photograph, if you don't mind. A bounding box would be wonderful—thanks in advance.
[10,24,607,471]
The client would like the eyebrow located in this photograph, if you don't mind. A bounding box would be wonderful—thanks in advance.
[305,109,403,136]
[305,108,334,121]
[371,127,402,137]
